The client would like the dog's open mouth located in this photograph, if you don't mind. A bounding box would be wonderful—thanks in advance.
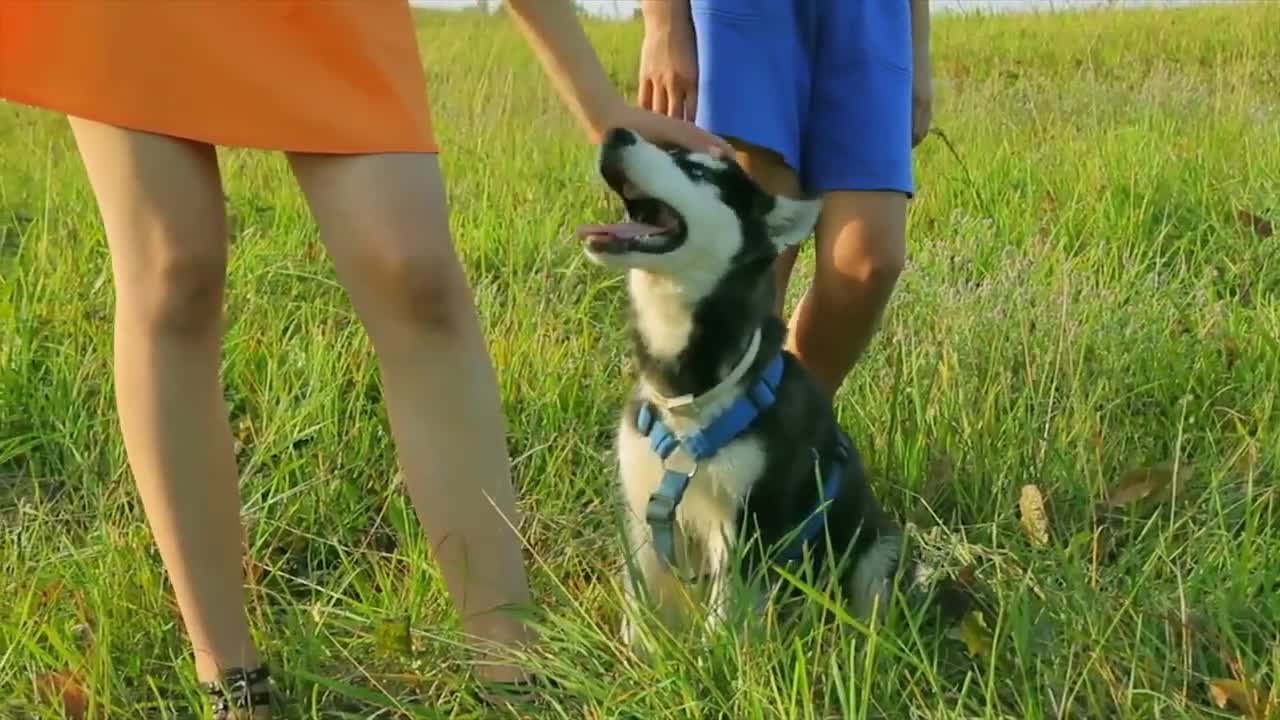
[576,162,686,255]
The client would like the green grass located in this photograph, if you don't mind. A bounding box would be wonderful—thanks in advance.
[3,3,1279,718]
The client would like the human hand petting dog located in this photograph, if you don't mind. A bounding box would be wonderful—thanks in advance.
[628,0,719,154]
[611,104,732,156]
[502,0,729,157]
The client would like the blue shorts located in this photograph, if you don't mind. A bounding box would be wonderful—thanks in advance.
[690,0,915,197]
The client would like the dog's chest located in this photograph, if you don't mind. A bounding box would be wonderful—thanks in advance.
[616,408,766,548]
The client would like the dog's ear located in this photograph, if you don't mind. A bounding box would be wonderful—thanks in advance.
[764,194,823,250]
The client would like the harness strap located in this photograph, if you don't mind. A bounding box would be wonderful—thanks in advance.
[773,429,856,564]
[639,352,860,575]
[639,352,787,573]
[644,469,694,575]
[637,352,785,462]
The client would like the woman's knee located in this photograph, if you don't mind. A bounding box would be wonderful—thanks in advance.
[68,118,229,337]
[362,245,470,336]
[287,151,472,338]
[817,190,907,295]
[120,240,228,337]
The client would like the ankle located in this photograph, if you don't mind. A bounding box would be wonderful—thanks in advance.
[217,708,270,720]
[204,664,272,720]
[461,611,537,683]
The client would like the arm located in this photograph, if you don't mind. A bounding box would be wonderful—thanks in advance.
[637,0,698,120]
[909,0,933,147]
[502,0,623,143]
[910,0,930,65]
[502,0,730,153]
[640,0,692,38]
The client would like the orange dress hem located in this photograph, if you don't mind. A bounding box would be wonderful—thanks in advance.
[0,0,439,155]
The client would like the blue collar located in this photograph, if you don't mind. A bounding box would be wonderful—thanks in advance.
[635,350,847,576]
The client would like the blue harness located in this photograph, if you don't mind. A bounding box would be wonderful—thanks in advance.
[636,351,848,577]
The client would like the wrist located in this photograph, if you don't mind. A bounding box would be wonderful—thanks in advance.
[641,0,690,34]
[583,97,627,144]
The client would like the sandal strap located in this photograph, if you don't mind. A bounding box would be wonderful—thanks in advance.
[204,665,271,718]
[473,673,558,707]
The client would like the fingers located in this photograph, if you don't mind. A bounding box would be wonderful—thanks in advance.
[626,106,731,156]
[642,76,698,121]
[677,124,732,156]
[623,72,725,154]
[669,77,697,122]
[668,90,684,123]
[639,77,687,121]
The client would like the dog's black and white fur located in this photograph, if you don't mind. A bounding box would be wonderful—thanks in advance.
[579,128,910,642]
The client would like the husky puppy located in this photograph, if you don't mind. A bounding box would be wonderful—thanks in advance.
[577,128,910,641]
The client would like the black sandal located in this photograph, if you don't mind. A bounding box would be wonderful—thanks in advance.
[472,673,558,708]
[203,665,272,719]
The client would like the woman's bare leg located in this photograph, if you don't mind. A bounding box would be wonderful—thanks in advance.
[285,151,534,683]
[68,118,265,716]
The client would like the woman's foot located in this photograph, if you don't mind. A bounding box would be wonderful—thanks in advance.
[204,665,272,720]
[471,672,558,709]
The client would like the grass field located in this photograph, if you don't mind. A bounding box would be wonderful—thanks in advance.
[3,3,1279,718]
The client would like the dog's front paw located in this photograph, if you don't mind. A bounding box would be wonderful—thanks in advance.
[621,614,657,663]
[621,613,637,647]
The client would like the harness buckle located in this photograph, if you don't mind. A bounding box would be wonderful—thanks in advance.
[645,493,678,525]
[662,449,698,478]
[646,461,697,573]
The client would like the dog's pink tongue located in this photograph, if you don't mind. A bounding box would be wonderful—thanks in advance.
[575,222,667,239]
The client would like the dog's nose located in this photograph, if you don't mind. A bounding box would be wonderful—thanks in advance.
[602,127,637,152]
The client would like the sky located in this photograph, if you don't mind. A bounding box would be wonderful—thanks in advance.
[407,0,1231,20]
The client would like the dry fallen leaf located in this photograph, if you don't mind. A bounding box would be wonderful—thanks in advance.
[36,671,88,719]
[1107,461,1191,508]
[1207,677,1271,719]
[37,580,65,609]
[1018,484,1051,546]
[1070,524,1115,572]
[70,623,95,653]
[1090,525,1114,568]
[947,609,993,658]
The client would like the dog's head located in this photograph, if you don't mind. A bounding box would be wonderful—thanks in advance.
[577,127,821,300]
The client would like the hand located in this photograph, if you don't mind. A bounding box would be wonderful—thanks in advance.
[911,57,933,147]
[638,21,699,121]
[605,103,734,156]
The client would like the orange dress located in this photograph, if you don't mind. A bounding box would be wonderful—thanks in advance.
[0,0,437,154]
